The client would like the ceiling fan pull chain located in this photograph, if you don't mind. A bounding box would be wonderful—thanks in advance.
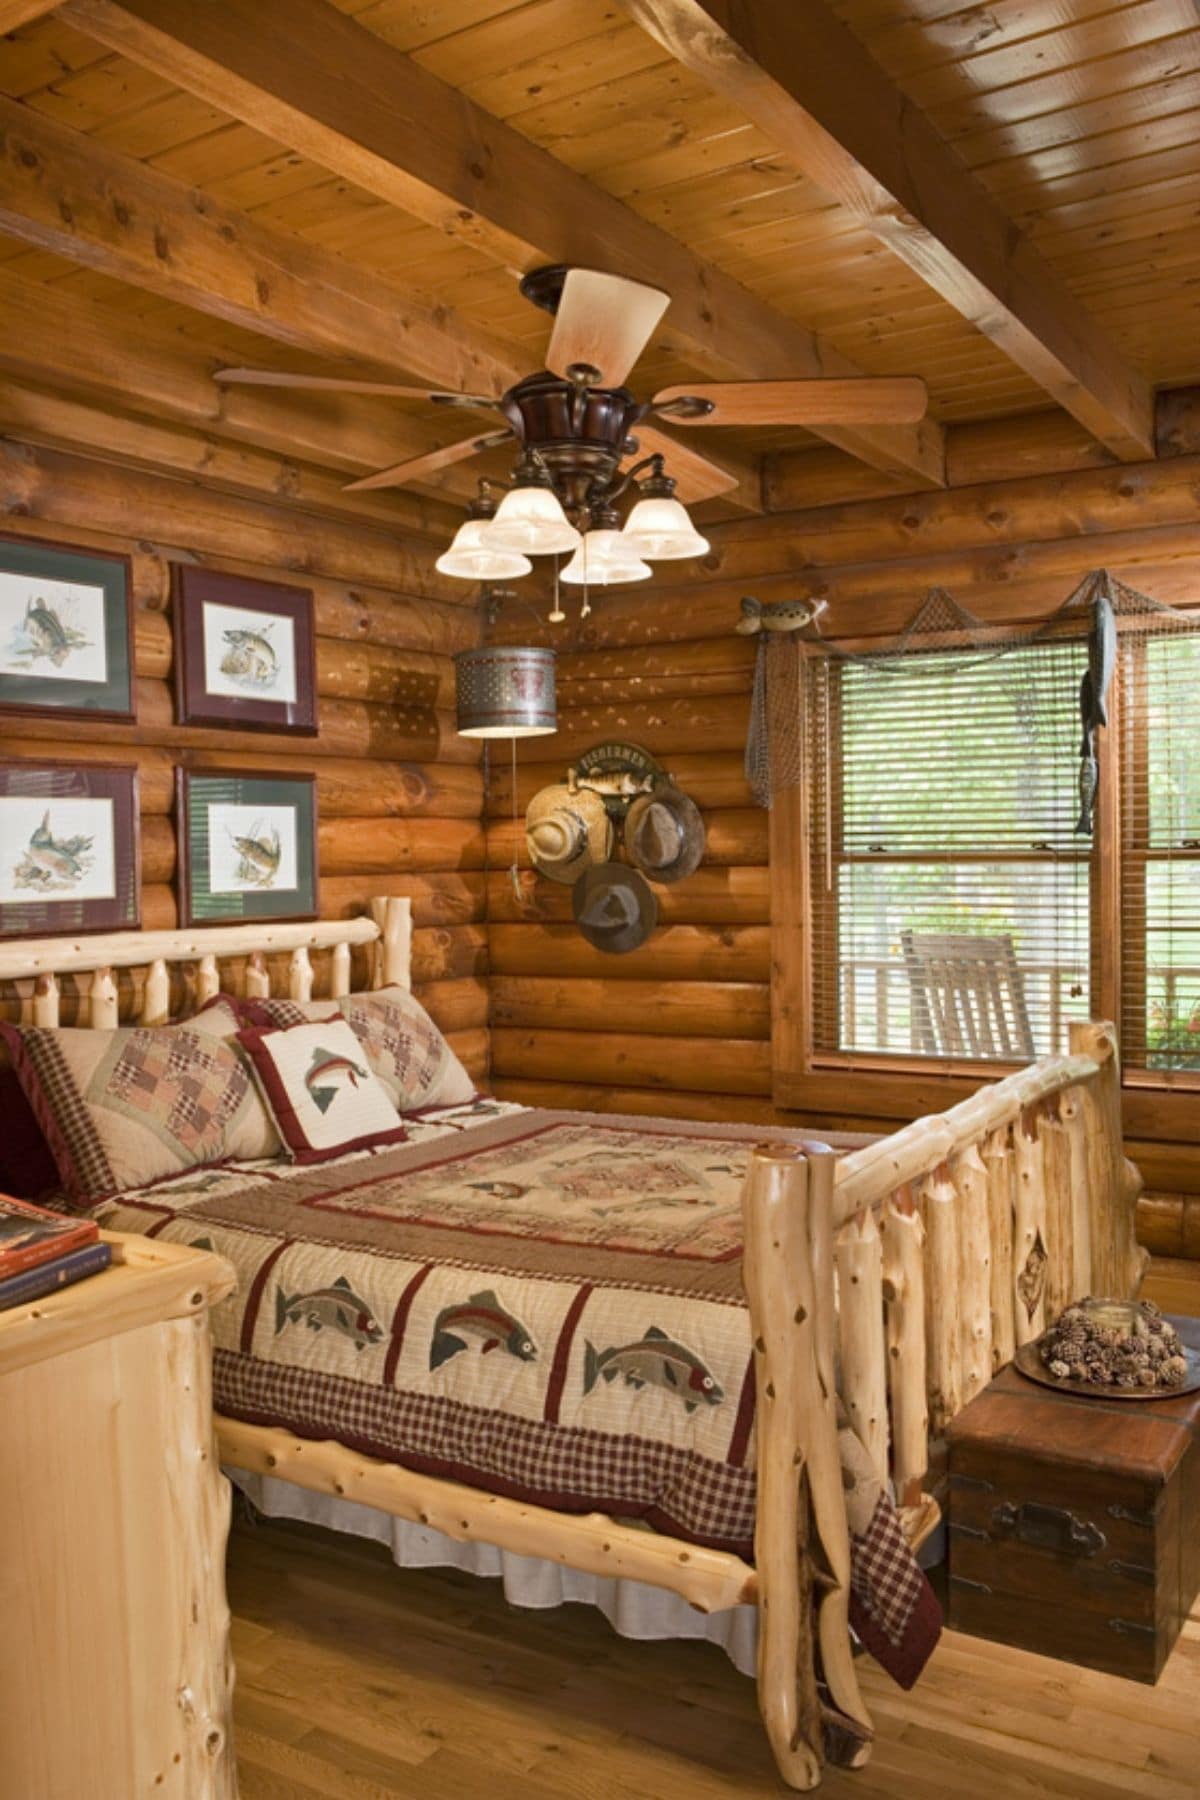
[580,537,592,620]
[509,734,523,907]
[548,554,566,625]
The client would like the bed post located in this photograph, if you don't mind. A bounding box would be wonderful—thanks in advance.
[742,1142,872,1790]
[1068,1020,1147,1298]
[370,895,413,991]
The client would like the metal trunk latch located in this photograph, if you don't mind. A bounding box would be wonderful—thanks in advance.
[990,1500,1106,1557]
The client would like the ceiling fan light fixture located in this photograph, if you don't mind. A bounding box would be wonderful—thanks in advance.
[488,473,581,556]
[435,516,532,581]
[560,526,652,586]
[621,459,709,561]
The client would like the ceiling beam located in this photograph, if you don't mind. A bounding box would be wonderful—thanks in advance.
[0,1,62,27]
[0,91,521,400]
[61,0,944,488]
[615,0,1155,463]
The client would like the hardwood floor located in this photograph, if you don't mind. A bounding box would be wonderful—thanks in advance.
[230,1259,1200,1800]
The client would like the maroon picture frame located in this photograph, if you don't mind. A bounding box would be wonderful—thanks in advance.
[175,766,319,929]
[173,564,318,735]
[0,761,141,939]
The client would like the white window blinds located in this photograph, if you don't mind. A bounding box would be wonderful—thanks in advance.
[806,637,1091,1064]
[1119,618,1200,1075]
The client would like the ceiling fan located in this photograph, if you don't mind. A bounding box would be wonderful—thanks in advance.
[214,266,927,590]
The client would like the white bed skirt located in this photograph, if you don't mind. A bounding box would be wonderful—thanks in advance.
[229,1468,759,1678]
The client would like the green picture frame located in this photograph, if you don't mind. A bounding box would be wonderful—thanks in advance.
[0,534,134,722]
[177,768,318,927]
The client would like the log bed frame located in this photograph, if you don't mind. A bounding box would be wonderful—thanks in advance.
[0,895,1147,1793]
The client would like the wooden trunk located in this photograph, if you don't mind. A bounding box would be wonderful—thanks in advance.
[945,1318,1200,1683]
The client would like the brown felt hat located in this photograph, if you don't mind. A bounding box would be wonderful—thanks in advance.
[572,862,657,955]
[525,782,612,885]
[624,783,705,885]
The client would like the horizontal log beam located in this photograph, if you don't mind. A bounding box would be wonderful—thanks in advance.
[0,442,468,599]
[491,1027,771,1095]
[490,976,769,1038]
[621,0,1154,460]
[490,1077,786,1127]
[319,817,485,875]
[317,873,486,930]
[0,265,472,515]
[65,0,945,486]
[485,865,769,926]
[0,90,519,397]
[489,923,769,983]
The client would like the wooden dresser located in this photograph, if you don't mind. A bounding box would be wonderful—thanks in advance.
[0,1232,238,1799]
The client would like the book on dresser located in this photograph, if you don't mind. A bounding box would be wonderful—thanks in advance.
[0,1195,110,1309]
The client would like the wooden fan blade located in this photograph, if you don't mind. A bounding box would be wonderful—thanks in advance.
[547,269,670,387]
[632,424,741,503]
[214,367,498,407]
[343,429,512,492]
[652,377,928,426]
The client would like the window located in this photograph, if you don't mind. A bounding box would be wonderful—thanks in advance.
[806,639,1091,1067]
[1120,625,1200,1077]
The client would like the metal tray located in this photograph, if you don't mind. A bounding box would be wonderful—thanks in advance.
[1015,1340,1200,1400]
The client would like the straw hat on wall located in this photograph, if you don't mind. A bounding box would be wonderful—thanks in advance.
[525,782,613,885]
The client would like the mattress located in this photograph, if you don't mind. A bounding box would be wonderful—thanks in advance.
[97,1099,820,1553]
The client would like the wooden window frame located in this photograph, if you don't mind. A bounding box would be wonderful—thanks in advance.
[769,627,1200,1141]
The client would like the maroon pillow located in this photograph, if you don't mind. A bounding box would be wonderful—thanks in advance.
[0,1067,61,1200]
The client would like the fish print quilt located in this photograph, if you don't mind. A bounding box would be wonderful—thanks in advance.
[95,1099,940,1684]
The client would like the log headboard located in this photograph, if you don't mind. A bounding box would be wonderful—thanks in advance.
[0,895,412,1028]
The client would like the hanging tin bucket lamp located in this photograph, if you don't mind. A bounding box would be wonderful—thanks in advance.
[455,644,557,904]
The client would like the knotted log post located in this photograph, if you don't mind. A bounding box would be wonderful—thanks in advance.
[1059,1085,1094,1302]
[1012,1107,1048,1343]
[1069,1021,1148,1300]
[1038,1100,1073,1320]
[919,1166,962,1434]
[950,1143,993,1406]
[982,1127,1016,1371]
[881,1192,928,1509]
[742,1143,871,1790]
[835,1207,889,1488]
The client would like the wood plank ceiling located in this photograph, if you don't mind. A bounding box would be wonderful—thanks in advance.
[0,0,1194,521]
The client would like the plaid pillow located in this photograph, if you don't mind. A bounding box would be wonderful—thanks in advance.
[237,987,475,1115]
[0,1001,279,1209]
[238,1019,408,1165]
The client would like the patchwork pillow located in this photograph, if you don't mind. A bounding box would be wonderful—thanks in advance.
[238,987,475,1115]
[0,1003,281,1209]
[237,1019,409,1164]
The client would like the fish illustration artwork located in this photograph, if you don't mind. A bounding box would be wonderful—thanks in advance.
[274,1275,385,1350]
[304,1044,370,1114]
[18,597,88,668]
[220,623,279,688]
[736,595,827,636]
[429,1289,538,1370]
[582,1326,724,1413]
[14,810,95,892]
[230,820,282,888]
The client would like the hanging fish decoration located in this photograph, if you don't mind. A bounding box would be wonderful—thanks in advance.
[1075,591,1117,836]
[736,595,827,635]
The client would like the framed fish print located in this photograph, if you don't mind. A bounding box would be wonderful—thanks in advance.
[173,565,318,735]
[0,535,134,722]
[177,769,318,926]
[0,762,140,939]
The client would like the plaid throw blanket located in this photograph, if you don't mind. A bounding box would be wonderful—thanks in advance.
[97,1100,939,1688]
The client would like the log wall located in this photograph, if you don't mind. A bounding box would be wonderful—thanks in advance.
[489,416,1200,1250]
[0,444,489,1081]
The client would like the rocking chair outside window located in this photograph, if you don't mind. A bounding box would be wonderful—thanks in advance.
[900,929,1036,1061]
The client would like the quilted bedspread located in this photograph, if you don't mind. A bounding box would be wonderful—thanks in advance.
[96,1099,940,1684]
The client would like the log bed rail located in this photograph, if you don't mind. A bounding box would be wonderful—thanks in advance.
[0,901,1145,1792]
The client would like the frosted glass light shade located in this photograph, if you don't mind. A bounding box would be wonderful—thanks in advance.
[622,494,710,560]
[454,647,557,739]
[488,484,581,555]
[435,516,532,581]
[560,528,652,586]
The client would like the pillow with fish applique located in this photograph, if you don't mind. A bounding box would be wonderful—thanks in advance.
[0,1004,281,1209]
[237,1018,409,1164]
[236,986,476,1115]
